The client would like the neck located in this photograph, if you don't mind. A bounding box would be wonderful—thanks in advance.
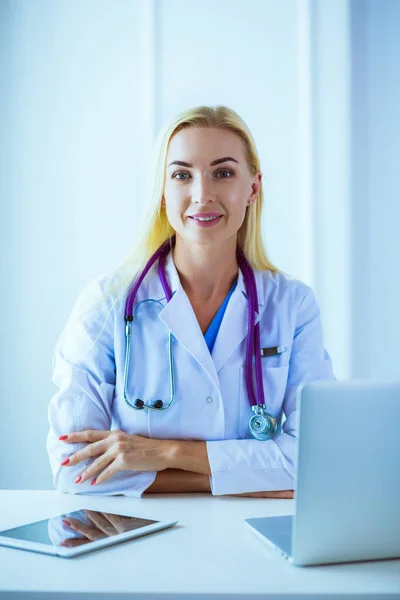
[172,235,239,302]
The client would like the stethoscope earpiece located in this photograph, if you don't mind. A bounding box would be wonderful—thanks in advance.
[132,398,164,410]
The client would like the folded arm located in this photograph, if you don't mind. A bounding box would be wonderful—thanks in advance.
[143,438,294,497]
[144,468,293,497]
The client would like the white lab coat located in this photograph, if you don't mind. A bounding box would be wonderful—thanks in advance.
[47,251,336,496]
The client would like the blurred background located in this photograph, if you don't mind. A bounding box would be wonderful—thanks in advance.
[1,0,399,490]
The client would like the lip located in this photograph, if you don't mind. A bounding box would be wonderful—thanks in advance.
[188,213,223,218]
[188,214,223,228]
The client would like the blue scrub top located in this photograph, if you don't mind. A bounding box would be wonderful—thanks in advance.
[204,279,238,353]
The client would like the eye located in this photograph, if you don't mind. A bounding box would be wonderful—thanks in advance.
[171,169,234,180]
[215,170,233,178]
[172,172,190,180]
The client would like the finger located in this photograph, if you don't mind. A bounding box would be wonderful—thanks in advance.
[90,458,121,486]
[58,430,110,444]
[62,439,108,468]
[65,517,107,541]
[76,451,115,485]
[81,510,118,535]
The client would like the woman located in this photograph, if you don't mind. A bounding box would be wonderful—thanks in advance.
[47,105,336,498]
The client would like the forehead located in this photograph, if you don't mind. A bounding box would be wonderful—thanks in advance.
[166,127,246,162]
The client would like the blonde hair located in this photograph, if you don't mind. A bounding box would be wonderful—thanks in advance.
[61,104,281,347]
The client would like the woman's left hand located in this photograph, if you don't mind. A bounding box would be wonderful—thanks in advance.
[59,430,173,486]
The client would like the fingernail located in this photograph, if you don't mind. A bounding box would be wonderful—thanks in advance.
[60,542,70,547]
[90,478,97,486]
[62,519,72,527]
[74,475,82,484]
[59,435,68,440]
[60,458,70,466]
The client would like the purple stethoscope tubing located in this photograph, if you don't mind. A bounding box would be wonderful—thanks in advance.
[124,236,277,440]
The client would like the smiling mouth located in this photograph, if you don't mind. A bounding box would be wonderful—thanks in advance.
[189,215,222,222]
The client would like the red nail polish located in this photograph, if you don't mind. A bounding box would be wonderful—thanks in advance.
[74,475,82,484]
[90,478,97,486]
[61,458,70,466]
[59,435,68,440]
[62,519,72,527]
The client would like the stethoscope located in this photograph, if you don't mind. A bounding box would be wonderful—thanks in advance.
[123,235,278,441]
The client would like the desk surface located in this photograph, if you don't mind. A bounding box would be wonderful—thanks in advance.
[0,491,399,599]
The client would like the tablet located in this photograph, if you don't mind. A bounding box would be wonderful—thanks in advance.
[0,508,178,558]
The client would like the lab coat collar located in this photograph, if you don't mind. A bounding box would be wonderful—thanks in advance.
[147,250,266,388]
[148,250,266,306]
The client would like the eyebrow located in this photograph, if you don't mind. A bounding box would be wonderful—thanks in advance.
[167,156,239,168]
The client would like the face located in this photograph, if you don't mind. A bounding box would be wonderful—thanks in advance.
[163,127,261,247]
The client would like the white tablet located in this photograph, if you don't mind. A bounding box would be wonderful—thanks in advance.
[0,508,178,558]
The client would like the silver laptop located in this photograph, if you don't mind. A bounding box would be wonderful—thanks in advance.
[245,380,400,566]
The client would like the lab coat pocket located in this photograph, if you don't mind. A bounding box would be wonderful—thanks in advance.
[238,364,289,439]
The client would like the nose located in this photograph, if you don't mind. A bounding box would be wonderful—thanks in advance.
[191,172,217,204]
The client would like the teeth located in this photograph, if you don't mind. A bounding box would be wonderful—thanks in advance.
[193,216,219,221]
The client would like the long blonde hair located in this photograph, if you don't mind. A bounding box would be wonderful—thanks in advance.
[114,103,278,287]
[61,105,281,346]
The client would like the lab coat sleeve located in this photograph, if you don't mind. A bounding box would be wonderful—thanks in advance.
[46,276,157,497]
[206,286,337,496]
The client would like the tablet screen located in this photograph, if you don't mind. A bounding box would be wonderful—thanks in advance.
[0,509,159,548]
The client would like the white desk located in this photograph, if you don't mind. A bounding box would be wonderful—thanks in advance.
[0,491,399,599]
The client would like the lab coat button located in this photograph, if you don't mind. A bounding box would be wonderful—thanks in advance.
[206,396,213,403]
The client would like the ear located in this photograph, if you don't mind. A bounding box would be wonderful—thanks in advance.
[247,172,262,206]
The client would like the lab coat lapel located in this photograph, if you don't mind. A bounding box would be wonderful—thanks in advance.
[146,250,266,385]
[160,287,220,387]
[148,252,219,388]
[211,267,264,373]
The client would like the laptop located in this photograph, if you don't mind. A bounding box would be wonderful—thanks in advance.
[245,380,400,566]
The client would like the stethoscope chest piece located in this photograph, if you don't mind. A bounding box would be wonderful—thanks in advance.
[248,404,277,441]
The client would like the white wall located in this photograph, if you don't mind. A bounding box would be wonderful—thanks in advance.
[1,0,150,489]
[1,0,398,490]
[309,0,352,379]
[155,0,306,279]
[350,0,400,379]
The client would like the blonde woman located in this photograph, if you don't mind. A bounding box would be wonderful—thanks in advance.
[47,105,335,500]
